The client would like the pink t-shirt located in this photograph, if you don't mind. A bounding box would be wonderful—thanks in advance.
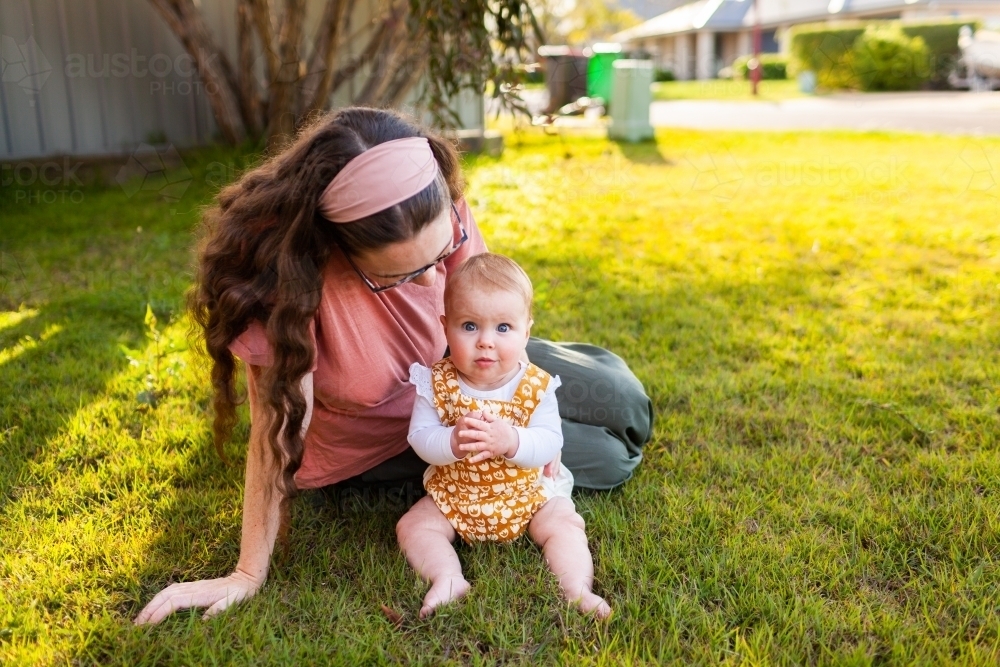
[228,198,488,488]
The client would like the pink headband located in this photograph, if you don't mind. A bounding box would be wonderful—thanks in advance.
[317,137,440,223]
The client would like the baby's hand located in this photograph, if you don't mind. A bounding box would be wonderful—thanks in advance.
[457,410,519,464]
[450,410,485,458]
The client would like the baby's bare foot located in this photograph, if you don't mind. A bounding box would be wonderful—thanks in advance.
[572,590,612,620]
[419,576,470,619]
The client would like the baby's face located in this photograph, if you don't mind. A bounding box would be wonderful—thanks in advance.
[441,287,532,390]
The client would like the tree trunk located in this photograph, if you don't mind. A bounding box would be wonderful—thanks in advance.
[247,0,279,120]
[147,0,247,144]
[148,0,537,144]
[301,0,350,115]
[265,0,306,147]
[236,1,263,135]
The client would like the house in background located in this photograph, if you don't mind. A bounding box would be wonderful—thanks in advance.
[611,0,1000,80]
[617,0,697,20]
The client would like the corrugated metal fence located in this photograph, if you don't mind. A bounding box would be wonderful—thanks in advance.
[0,0,483,160]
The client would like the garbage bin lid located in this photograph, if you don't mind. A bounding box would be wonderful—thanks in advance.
[612,59,653,69]
[590,43,622,54]
[538,45,586,57]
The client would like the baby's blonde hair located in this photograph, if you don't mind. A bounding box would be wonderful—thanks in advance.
[444,253,533,317]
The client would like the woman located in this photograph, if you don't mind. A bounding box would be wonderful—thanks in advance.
[134,107,652,625]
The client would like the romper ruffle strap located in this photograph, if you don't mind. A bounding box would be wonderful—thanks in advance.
[407,362,435,403]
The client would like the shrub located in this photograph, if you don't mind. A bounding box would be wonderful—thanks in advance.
[654,68,676,82]
[851,25,930,91]
[788,19,981,90]
[788,23,865,88]
[732,54,788,80]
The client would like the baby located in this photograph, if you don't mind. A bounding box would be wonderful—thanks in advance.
[396,252,611,619]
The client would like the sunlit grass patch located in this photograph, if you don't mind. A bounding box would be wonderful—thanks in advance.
[652,78,806,102]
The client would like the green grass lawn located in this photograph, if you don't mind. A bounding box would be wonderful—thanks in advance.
[2,127,999,664]
[652,78,805,102]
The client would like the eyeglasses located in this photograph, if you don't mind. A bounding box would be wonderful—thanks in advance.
[345,202,468,294]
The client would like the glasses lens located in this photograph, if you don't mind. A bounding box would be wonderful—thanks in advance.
[365,205,466,293]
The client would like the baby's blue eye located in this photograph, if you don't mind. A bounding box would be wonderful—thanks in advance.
[463,322,477,332]
[497,323,510,333]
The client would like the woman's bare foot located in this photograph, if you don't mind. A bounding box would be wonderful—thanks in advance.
[573,589,612,619]
[419,575,470,618]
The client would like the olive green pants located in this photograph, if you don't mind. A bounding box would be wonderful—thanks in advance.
[331,338,653,492]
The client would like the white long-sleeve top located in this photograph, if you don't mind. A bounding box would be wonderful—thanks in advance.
[407,361,563,468]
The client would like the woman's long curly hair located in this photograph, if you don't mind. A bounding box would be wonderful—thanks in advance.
[188,107,465,515]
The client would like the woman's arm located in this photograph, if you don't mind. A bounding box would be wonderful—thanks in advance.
[134,368,313,624]
[231,365,312,589]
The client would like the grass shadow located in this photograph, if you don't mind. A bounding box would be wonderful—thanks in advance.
[612,138,673,165]
[0,292,147,510]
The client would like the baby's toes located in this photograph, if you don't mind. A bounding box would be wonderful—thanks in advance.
[419,576,470,619]
[577,591,612,620]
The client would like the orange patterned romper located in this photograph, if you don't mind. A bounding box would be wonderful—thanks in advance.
[423,358,555,543]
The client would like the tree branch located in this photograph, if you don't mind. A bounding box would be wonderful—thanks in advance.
[236,0,263,134]
[301,0,350,115]
[380,45,428,108]
[147,0,247,143]
[354,5,409,106]
[247,0,279,113]
[327,0,407,99]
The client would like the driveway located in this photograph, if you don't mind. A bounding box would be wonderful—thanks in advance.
[650,91,1000,135]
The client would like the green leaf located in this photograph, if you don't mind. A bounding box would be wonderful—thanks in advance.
[136,390,158,407]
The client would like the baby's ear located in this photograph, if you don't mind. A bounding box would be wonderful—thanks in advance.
[440,314,447,327]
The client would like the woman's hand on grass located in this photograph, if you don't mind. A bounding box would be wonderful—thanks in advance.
[133,568,263,625]
[133,366,295,626]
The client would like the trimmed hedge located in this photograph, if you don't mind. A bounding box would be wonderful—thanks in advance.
[852,25,930,91]
[788,19,981,90]
[732,54,788,80]
[788,23,864,88]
